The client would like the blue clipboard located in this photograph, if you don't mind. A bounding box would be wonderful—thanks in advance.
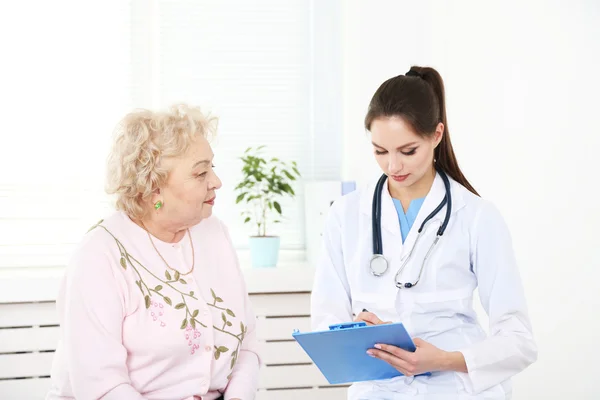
[292,321,430,385]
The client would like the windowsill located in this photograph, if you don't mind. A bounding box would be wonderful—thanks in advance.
[0,249,315,303]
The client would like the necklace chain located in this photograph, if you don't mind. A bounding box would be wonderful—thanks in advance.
[141,221,195,276]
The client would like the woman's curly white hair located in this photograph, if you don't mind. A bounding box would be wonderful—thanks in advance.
[105,103,218,220]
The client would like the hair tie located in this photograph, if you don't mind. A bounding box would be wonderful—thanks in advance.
[406,69,423,78]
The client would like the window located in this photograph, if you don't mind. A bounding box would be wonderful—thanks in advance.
[0,1,132,268]
[0,0,342,269]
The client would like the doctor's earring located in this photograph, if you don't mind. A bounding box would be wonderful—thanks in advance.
[154,200,163,210]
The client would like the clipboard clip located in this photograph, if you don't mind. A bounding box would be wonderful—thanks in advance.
[328,322,367,331]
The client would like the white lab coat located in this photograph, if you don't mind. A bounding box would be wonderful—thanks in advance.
[311,172,537,400]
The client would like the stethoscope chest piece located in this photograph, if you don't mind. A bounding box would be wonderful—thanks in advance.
[370,254,388,276]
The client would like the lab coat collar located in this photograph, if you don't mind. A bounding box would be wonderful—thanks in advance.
[359,171,467,238]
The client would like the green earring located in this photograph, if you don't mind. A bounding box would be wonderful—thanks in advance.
[154,200,163,210]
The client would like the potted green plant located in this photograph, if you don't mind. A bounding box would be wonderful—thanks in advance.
[235,145,301,267]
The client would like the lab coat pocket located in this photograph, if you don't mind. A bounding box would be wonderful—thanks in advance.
[349,286,390,317]
[402,285,475,304]
[347,251,399,316]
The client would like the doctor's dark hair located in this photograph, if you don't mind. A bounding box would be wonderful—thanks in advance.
[364,66,479,196]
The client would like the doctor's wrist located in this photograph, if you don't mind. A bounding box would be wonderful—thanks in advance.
[439,351,468,373]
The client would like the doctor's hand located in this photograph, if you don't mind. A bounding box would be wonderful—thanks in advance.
[354,311,391,326]
[367,338,452,376]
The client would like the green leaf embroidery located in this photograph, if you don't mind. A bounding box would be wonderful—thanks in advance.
[95,224,215,350]
[96,228,245,374]
[87,219,104,233]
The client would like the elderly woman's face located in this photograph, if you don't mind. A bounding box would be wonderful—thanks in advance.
[159,136,221,227]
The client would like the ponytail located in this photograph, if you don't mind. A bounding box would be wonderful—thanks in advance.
[413,67,479,196]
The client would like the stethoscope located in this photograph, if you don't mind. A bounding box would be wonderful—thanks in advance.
[370,168,452,289]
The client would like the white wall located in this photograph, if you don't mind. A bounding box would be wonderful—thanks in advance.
[340,1,599,399]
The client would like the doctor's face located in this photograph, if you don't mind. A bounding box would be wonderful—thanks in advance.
[370,116,442,192]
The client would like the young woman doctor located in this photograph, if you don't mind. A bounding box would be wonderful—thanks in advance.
[311,66,537,399]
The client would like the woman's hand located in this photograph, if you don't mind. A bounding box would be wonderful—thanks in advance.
[354,311,391,326]
[367,338,467,376]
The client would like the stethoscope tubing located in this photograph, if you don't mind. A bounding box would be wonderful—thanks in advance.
[370,168,452,287]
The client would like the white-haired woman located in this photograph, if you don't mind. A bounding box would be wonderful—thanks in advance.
[47,105,260,400]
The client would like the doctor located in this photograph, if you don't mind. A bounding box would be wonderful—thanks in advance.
[311,66,537,399]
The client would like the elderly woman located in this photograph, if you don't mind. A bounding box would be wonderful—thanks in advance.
[47,104,260,400]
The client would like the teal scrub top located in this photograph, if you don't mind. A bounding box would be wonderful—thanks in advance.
[392,197,425,243]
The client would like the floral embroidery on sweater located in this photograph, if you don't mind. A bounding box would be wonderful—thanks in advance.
[150,299,167,328]
[88,220,246,374]
[184,324,202,355]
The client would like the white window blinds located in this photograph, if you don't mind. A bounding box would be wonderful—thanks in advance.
[0,0,339,269]
[132,0,313,250]
[0,1,132,268]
